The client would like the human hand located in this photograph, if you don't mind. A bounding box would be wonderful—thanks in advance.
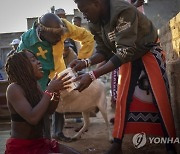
[134,0,144,7]
[47,73,72,92]
[70,59,86,72]
[74,73,92,92]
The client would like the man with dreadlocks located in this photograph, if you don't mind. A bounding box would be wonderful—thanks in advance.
[5,49,80,154]
[70,0,177,153]
[17,12,94,141]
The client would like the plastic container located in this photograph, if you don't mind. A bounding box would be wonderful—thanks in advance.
[58,67,79,92]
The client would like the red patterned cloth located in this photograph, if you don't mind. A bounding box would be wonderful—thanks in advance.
[125,96,164,136]
[111,68,119,104]
[113,50,176,140]
[5,138,59,154]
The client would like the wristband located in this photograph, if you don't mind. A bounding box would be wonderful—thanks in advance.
[86,58,91,67]
[53,94,60,101]
[44,90,53,98]
[82,59,88,67]
[93,70,98,79]
[82,59,91,68]
[88,71,97,81]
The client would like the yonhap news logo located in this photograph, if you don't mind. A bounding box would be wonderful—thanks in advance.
[132,132,180,149]
[132,132,147,149]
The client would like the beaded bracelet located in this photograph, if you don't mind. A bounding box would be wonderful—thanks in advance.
[88,71,96,81]
[44,90,53,98]
[85,58,91,67]
[52,92,60,102]
[82,59,88,67]
[82,58,91,68]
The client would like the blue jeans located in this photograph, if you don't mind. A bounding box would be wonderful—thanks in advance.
[52,112,64,137]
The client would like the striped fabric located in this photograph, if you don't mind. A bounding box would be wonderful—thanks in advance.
[125,96,164,136]
[113,47,176,140]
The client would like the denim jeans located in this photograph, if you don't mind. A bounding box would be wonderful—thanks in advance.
[52,112,65,137]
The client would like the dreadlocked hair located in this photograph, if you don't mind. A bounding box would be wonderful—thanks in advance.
[5,49,42,107]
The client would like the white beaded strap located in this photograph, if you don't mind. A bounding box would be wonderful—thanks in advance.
[88,71,96,81]
[86,58,91,67]
[82,58,91,67]
[82,59,88,67]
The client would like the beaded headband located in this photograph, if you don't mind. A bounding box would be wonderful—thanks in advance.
[37,17,67,34]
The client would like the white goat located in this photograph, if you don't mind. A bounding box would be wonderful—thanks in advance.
[56,79,113,141]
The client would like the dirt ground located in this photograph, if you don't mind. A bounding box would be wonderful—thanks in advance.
[56,96,168,154]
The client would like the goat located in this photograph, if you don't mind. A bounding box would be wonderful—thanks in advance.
[55,79,113,142]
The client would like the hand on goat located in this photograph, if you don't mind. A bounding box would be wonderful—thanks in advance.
[74,73,92,92]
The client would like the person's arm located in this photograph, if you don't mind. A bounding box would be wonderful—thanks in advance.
[70,52,106,72]
[89,52,106,65]
[62,19,94,59]
[7,73,71,125]
[70,23,112,72]
[74,60,115,92]
[46,91,60,114]
[7,84,53,125]
[75,8,140,92]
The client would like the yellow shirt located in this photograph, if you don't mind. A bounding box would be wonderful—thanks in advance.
[49,19,94,79]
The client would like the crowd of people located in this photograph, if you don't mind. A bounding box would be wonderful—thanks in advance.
[1,0,178,153]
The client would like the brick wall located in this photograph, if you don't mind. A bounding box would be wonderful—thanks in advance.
[159,12,180,145]
[159,12,180,61]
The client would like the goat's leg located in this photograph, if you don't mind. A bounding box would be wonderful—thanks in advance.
[98,105,113,142]
[72,112,90,139]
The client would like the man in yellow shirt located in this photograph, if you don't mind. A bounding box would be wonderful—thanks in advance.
[18,13,94,90]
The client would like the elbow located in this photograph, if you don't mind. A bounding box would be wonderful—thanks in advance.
[27,117,40,125]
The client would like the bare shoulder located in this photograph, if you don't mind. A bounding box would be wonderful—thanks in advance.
[7,83,22,93]
[6,83,24,100]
